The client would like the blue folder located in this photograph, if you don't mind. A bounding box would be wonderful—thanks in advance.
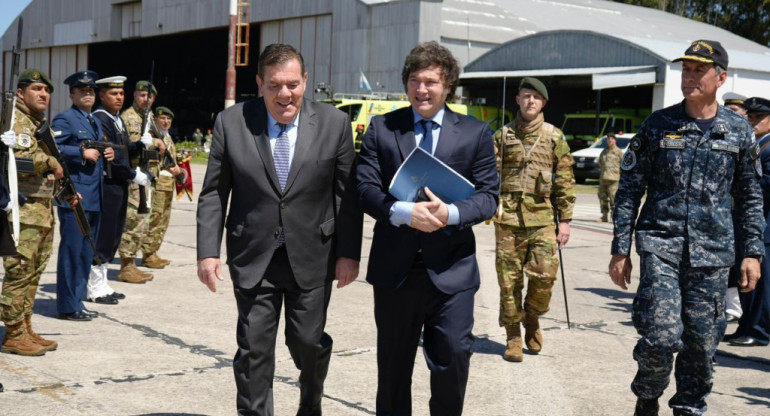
[388,147,475,203]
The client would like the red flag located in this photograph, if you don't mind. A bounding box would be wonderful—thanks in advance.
[175,153,194,200]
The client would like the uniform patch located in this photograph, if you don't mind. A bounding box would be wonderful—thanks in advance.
[660,138,686,149]
[17,133,32,148]
[630,136,642,151]
[710,142,739,153]
[621,149,637,171]
[714,123,728,134]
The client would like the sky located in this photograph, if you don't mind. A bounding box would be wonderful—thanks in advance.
[0,0,33,38]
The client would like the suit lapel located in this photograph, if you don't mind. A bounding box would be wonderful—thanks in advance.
[283,100,315,193]
[433,108,461,162]
[246,99,281,191]
[396,107,417,160]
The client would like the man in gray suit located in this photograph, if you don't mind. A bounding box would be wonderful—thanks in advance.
[196,43,363,416]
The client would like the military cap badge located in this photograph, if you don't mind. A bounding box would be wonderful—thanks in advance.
[32,72,40,80]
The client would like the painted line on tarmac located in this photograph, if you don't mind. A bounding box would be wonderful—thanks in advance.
[571,221,613,236]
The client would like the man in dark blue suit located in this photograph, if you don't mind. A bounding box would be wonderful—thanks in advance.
[53,70,106,321]
[355,42,498,416]
[725,96,770,347]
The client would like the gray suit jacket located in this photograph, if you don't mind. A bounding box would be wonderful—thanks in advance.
[196,97,362,289]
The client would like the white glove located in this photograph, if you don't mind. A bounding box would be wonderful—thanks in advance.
[1,130,16,148]
[2,193,13,212]
[132,168,149,186]
[140,132,153,147]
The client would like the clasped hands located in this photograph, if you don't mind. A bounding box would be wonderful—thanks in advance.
[410,187,449,233]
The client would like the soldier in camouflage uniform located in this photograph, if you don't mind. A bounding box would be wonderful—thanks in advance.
[493,77,575,363]
[118,81,166,282]
[597,132,624,222]
[609,41,765,416]
[0,69,63,356]
[140,106,182,269]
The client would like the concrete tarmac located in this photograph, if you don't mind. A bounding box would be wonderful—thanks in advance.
[1,165,769,416]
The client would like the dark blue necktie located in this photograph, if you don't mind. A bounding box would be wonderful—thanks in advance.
[87,114,98,137]
[274,123,291,191]
[419,119,434,154]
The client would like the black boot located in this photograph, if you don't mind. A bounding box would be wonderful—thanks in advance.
[634,398,659,416]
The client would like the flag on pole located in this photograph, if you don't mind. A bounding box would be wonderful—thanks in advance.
[359,69,373,93]
[175,152,194,201]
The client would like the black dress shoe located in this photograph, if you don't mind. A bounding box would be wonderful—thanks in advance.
[729,336,766,347]
[57,311,93,321]
[722,332,741,342]
[81,308,99,318]
[88,296,118,305]
[108,292,126,300]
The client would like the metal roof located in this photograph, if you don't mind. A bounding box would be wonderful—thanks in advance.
[445,0,770,71]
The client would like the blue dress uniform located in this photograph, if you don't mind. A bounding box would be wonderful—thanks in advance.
[52,70,103,318]
[612,102,765,414]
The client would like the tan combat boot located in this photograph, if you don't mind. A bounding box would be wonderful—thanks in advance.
[118,257,152,283]
[596,213,608,223]
[24,315,57,352]
[503,323,523,362]
[141,253,170,269]
[1,322,46,356]
[523,313,543,353]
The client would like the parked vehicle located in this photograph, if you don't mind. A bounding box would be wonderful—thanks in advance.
[572,133,633,184]
[561,110,645,151]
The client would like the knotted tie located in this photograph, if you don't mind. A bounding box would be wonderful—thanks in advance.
[274,123,291,191]
[419,119,434,154]
[274,123,291,247]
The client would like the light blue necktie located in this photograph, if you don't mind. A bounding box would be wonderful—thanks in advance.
[274,123,291,191]
[419,119,434,154]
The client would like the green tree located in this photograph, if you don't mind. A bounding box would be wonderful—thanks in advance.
[612,1,770,46]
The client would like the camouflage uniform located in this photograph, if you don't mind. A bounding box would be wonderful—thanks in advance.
[118,105,161,259]
[140,132,175,256]
[597,144,624,219]
[612,102,764,414]
[1,102,59,326]
[493,115,576,327]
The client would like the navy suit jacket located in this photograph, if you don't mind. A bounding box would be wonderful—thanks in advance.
[52,105,103,212]
[757,133,770,244]
[356,106,499,294]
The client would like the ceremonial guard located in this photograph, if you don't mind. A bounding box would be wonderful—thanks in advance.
[609,41,765,415]
[88,76,151,302]
[1,69,62,354]
[140,106,181,269]
[53,70,105,321]
[118,81,165,281]
[493,77,575,362]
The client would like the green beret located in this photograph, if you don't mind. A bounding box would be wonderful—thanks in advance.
[156,106,174,118]
[519,77,548,100]
[18,68,54,93]
[135,80,158,96]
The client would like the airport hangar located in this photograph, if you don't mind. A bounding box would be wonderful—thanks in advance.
[2,0,770,139]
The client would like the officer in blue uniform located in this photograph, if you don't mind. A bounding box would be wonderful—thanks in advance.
[723,96,770,347]
[53,70,105,321]
[609,41,765,416]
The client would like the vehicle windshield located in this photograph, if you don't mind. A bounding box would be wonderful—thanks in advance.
[590,136,631,149]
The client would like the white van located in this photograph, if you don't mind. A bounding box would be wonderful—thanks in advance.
[572,133,634,183]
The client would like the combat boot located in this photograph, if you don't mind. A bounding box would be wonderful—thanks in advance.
[634,398,659,416]
[1,322,46,356]
[596,213,608,222]
[141,253,170,269]
[503,323,523,362]
[24,315,57,352]
[118,257,152,283]
[523,313,543,353]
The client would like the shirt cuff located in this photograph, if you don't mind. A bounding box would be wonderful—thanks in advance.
[389,201,415,227]
[446,203,459,225]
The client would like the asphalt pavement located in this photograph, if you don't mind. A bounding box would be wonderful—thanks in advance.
[1,167,768,416]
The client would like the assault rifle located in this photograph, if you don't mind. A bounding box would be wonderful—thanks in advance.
[35,120,101,265]
[80,140,125,179]
[136,62,157,214]
[0,17,24,253]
